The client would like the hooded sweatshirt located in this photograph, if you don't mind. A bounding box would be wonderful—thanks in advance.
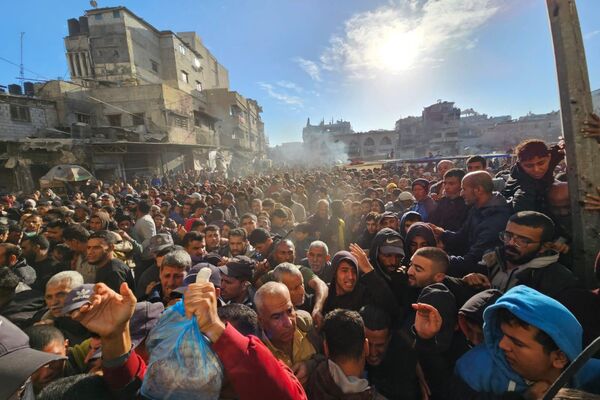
[482,247,579,299]
[455,285,600,396]
[399,211,422,238]
[323,251,398,319]
[404,222,437,260]
[441,193,511,278]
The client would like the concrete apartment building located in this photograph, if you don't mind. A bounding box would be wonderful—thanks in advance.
[0,6,268,191]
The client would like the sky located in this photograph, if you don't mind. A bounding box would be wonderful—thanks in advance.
[1,0,599,145]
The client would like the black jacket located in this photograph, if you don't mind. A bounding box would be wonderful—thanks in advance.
[323,251,398,319]
[501,144,563,214]
[428,196,469,232]
[441,194,511,278]
[95,258,135,294]
[12,258,36,287]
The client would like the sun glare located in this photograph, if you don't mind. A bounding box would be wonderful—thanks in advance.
[375,30,421,72]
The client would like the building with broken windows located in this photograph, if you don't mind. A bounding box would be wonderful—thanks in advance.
[302,100,566,165]
[0,6,268,192]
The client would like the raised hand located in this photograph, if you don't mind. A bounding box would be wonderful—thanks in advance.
[584,186,600,211]
[349,243,374,274]
[582,112,600,139]
[184,282,226,343]
[71,282,136,339]
[412,303,443,340]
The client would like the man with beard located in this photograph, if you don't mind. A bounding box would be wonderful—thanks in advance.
[86,231,134,293]
[44,220,69,250]
[223,228,251,258]
[463,211,578,299]
[219,256,255,308]
[300,240,333,283]
[429,171,511,278]
[21,235,62,292]
[182,231,207,264]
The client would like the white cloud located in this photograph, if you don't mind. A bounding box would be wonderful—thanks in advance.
[294,57,322,81]
[308,0,500,79]
[584,30,600,40]
[258,82,304,107]
[276,80,304,93]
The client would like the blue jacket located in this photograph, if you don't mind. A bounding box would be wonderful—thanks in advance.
[456,285,600,395]
[441,193,511,277]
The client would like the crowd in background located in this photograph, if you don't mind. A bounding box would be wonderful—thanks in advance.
[1,114,600,400]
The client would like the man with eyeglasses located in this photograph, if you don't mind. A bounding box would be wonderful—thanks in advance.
[463,211,578,299]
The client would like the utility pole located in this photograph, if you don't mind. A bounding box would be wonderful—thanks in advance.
[546,0,600,286]
[19,32,25,89]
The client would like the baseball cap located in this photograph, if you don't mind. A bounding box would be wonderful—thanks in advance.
[142,233,174,260]
[204,253,224,267]
[0,316,66,399]
[61,284,95,315]
[378,211,397,221]
[218,256,255,282]
[379,235,405,256]
[397,191,416,202]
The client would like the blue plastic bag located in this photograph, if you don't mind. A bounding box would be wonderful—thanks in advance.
[140,300,224,400]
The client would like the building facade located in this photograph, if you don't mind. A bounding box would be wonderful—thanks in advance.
[0,6,270,191]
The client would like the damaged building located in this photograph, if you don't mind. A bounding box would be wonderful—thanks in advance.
[0,6,268,192]
[302,100,565,164]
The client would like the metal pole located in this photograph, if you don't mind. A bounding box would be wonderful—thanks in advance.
[546,0,600,286]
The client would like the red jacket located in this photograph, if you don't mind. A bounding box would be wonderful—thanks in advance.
[103,323,307,400]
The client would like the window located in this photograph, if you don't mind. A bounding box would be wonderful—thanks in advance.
[132,113,145,126]
[178,44,186,55]
[193,57,201,70]
[112,10,121,18]
[173,116,188,128]
[94,14,103,20]
[107,114,122,127]
[10,105,31,122]
[195,81,202,92]
[76,113,91,124]
[181,70,189,83]
[151,60,159,73]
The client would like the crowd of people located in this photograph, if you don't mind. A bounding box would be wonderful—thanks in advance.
[1,118,600,399]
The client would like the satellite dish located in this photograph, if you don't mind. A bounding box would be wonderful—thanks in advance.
[90,0,98,8]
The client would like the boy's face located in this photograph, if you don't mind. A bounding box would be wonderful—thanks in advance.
[519,155,551,180]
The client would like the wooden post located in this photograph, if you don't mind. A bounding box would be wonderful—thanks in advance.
[547,0,600,286]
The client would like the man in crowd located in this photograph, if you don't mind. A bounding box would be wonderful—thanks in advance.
[300,240,334,284]
[144,248,190,305]
[410,179,437,221]
[429,171,511,277]
[219,256,255,307]
[428,168,469,232]
[86,230,135,292]
[255,281,319,383]
[306,309,387,399]
[0,242,36,286]
[464,211,578,298]
[133,200,156,246]
[21,235,62,291]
